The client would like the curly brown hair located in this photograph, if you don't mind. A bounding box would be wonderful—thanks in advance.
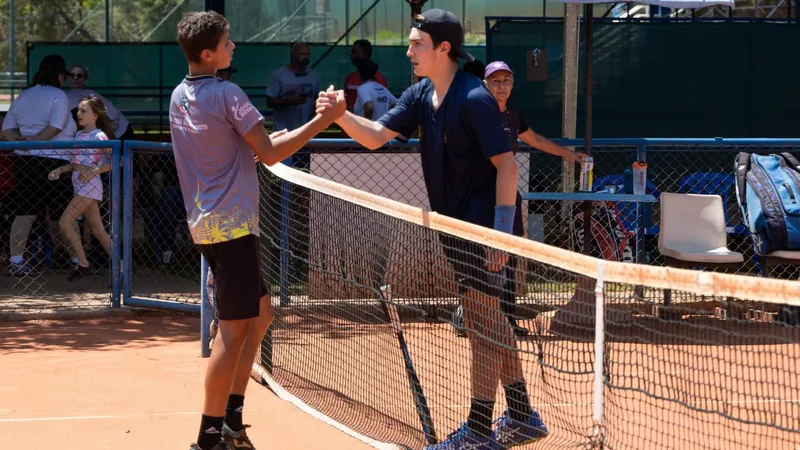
[176,11,230,64]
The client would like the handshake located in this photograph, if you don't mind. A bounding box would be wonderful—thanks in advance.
[315,85,346,123]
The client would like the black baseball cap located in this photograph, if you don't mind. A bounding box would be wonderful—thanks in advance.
[411,9,474,62]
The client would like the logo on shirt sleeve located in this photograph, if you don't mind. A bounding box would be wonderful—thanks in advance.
[231,95,255,121]
[179,97,191,115]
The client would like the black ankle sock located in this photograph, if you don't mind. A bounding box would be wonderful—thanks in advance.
[467,398,495,438]
[197,415,224,450]
[224,394,245,431]
[504,381,532,422]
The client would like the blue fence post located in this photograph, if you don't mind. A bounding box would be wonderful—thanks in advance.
[110,141,122,308]
[279,155,293,307]
[122,141,134,305]
[200,255,213,358]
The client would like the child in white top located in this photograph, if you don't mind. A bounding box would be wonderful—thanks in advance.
[48,96,115,281]
[353,60,397,121]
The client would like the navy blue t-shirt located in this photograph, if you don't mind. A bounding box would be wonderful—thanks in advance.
[500,107,529,155]
[377,70,520,229]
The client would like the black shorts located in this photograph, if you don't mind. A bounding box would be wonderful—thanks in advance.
[439,234,507,299]
[196,234,269,321]
[12,155,73,219]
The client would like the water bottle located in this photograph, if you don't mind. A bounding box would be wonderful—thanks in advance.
[632,161,647,195]
[579,156,594,192]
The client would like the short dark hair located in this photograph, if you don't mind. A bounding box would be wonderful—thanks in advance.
[357,60,378,82]
[176,11,230,64]
[352,39,373,57]
[431,37,459,62]
[414,14,459,62]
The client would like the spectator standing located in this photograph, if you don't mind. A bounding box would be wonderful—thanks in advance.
[64,64,135,141]
[353,60,397,121]
[1,54,76,276]
[266,43,320,133]
[344,39,388,112]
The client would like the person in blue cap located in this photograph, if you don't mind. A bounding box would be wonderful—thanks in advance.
[479,60,588,337]
[317,9,549,450]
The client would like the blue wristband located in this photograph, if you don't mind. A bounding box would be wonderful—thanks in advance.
[493,205,516,234]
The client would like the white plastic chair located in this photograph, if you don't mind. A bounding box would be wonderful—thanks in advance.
[658,193,744,319]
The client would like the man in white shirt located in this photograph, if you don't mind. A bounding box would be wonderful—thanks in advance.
[354,60,397,121]
[2,54,76,276]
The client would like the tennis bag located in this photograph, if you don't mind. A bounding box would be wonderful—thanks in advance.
[571,201,635,263]
[735,152,800,255]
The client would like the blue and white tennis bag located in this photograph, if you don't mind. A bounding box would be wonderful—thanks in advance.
[735,152,800,255]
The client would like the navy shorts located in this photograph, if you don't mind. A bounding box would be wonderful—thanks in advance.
[439,234,507,299]
[196,234,268,321]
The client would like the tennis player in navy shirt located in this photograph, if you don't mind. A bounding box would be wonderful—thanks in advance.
[317,9,548,450]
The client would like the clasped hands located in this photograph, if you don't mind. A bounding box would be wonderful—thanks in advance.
[315,85,346,120]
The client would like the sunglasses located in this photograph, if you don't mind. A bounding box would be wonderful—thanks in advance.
[70,73,85,79]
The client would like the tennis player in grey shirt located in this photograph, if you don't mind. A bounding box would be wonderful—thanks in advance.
[170,11,345,450]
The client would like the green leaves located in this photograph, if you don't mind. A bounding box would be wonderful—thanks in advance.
[0,0,198,74]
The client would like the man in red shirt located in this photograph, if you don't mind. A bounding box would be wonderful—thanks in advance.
[344,39,388,111]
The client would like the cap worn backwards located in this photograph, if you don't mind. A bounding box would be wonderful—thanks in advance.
[411,9,474,62]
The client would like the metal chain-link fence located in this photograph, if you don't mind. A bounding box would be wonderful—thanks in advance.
[122,144,199,311]
[0,141,122,318]
[305,139,800,280]
[3,138,797,318]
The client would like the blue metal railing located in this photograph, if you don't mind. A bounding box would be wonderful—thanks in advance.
[120,141,202,311]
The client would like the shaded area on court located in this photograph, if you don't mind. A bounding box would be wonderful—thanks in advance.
[0,311,199,353]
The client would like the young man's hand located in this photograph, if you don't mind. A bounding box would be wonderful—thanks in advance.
[316,86,344,116]
[318,86,346,122]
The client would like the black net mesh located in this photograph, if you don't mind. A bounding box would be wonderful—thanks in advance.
[254,161,800,449]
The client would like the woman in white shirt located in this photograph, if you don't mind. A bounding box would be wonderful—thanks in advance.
[353,60,397,121]
[1,54,77,276]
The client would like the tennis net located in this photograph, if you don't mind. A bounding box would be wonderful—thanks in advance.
[253,161,800,450]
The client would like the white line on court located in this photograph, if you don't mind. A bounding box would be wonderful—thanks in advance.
[0,411,198,423]
[252,363,403,450]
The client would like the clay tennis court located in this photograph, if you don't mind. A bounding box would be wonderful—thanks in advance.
[0,312,373,450]
[264,302,800,450]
